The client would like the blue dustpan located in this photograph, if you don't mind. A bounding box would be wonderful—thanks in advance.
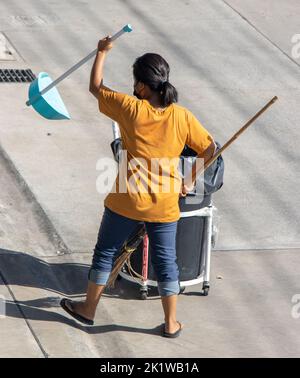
[26,24,133,120]
[28,72,70,120]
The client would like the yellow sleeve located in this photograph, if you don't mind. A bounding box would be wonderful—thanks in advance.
[98,86,136,123]
[185,110,214,155]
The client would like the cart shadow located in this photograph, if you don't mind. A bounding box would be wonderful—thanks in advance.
[180,291,207,297]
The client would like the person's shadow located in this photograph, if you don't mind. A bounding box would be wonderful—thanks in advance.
[0,248,163,336]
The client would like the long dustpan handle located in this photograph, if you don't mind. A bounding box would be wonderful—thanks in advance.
[26,24,132,106]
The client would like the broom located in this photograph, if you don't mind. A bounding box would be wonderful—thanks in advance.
[106,224,146,288]
[106,96,278,288]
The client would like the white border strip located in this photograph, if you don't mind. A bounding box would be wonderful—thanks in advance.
[180,206,214,218]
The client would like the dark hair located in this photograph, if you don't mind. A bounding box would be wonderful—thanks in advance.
[133,53,178,107]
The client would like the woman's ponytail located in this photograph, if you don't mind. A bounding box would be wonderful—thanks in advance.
[160,81,178,107]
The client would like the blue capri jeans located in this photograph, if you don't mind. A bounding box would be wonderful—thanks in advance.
[88,206,180,297]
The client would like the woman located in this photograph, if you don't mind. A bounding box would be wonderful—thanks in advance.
[61,36,216,338]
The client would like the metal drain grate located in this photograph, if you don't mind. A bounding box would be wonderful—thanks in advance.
[0,69,35,83]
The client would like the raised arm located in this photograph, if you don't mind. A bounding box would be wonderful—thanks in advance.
[89,36,113,98]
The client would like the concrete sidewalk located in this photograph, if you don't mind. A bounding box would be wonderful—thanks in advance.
[1,248,300,358]
[1,146,300,358]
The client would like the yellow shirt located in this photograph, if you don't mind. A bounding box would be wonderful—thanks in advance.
[98,86,214,222]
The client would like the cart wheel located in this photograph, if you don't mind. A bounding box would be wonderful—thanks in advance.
[202,281,210,296]
[140,291,148,300]
[140,286,148,300]
[179,286,186,294]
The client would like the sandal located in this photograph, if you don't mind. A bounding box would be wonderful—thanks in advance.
[60,298,94,326]
[163,321,182,338]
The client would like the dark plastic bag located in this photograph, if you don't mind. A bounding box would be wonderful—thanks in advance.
[180,141,224,195]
